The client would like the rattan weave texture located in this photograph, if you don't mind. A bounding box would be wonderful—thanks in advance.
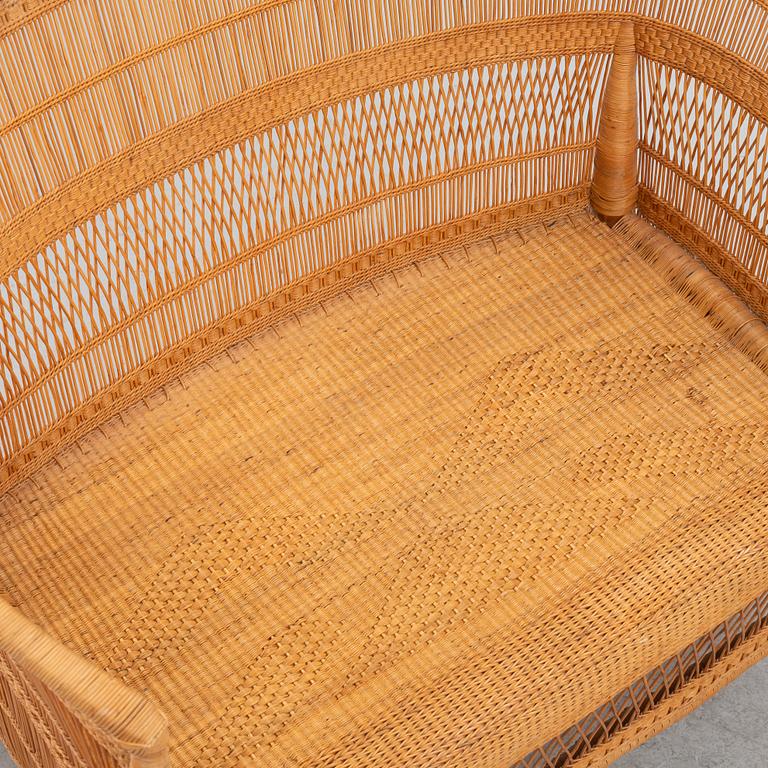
[1,2,767,493]
[0,2,767,767]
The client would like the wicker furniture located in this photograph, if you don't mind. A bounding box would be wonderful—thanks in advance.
[0,3,766,767]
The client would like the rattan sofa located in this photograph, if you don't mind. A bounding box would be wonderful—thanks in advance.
[0,2,767,767]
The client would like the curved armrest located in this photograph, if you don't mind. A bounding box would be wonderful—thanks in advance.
[0,599,168,768]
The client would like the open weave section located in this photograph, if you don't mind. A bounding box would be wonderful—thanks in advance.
[517,593,768,768]
[2,213,767,767]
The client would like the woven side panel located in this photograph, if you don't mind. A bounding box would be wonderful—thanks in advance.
[0,600,168,768]
[0,651,124,768]
[2,8,767,259]
[0,15,619,272]
[637,56,768,322]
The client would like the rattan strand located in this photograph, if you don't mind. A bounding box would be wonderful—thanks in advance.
[518,593,768,768]
[1,4,768,491]
[591,23,638,224]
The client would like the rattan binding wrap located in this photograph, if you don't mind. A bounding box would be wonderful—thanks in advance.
[0,3,767,768]
[591,22,638,225]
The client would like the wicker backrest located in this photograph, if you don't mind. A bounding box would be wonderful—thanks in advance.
[0,1,767,493]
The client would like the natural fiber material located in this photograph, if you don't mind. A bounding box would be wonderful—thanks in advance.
[518,593,768,768]
[2,213,768,767]
[0,601,168,768]
[2,2,768,491]
[591,22,638,225]
[616,216,768,373]
[1,3,768,767]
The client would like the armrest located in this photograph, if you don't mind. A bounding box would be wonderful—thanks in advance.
[0,599,168,768]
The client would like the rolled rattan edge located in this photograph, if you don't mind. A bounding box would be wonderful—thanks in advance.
[0,598,169,767]
[614,213,768,373]
[637,187,768,326]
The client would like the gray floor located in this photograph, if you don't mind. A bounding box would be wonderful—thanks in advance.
[1,658,766,766]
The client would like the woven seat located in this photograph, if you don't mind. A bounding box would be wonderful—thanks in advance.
[1,3,767,768]
[2,213,768,767]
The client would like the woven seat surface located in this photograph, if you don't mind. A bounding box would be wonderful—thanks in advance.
[2,212,768,767]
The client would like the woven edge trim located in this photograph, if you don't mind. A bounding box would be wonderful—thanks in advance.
[0,0,66,38]
[577,627,768,767]
[516,591,768,768]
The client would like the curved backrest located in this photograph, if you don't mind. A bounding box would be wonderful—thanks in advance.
[1,1,767,492]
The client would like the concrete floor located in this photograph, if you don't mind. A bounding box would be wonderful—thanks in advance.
[1,658,766,766]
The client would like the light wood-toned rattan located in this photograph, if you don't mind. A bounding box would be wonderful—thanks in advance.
[0,3,767,768]
[591,22,638,225]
